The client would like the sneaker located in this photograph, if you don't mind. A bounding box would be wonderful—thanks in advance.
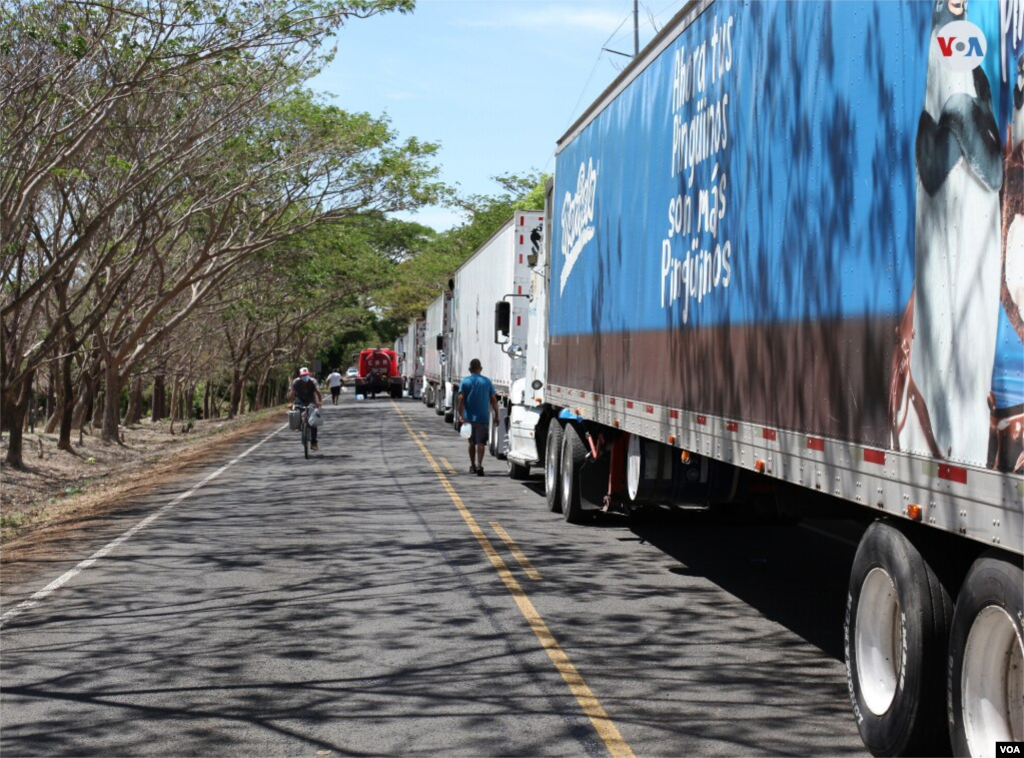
[311,442,319,451]
[469,464,478,474]
[476,467,484,477]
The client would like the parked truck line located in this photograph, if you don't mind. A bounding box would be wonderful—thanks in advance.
[403,2,1024,755]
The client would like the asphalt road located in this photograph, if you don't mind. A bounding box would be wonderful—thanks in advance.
[1,396,871,757]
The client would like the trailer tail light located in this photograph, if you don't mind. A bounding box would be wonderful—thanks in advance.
[906,504,922,521]
[680,450,691,463]
[755,459,766,474]
[668,434,676,444]
[613,419,620,428]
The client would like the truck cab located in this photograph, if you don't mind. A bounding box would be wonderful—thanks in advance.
[355,348,402,399]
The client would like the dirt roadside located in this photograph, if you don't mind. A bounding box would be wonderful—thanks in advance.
[0,410,285,594]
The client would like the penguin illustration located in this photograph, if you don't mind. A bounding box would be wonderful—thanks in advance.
[896,0,1004,462]
[1003,53,1024,325]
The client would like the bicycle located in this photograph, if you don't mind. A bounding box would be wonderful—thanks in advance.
[294,402,317,459]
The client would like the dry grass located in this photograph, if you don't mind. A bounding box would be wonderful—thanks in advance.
[0,410,284,553]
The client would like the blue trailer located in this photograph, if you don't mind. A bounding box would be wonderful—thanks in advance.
[504,1,1024,754]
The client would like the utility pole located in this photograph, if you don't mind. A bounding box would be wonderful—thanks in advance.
[602,1,641,61]
[633,0,639,57]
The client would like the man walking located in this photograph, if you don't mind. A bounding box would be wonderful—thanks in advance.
[325,367,343,405]
[456,358,499,476]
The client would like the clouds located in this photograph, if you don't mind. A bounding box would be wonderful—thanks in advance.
[452,2,631,34]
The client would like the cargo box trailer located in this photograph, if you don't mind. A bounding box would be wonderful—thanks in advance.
[399,319,426,399]
[423,291,452,415]
[502,1,1024,755]
[448,213,542,453]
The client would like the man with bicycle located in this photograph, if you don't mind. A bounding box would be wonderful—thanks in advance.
[288,367,323,451]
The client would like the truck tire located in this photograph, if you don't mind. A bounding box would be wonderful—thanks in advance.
[434,392,445,415]
[560,423,587,524]
[947,552,1023,756]
[545,422,564,513]
[844,521,952,757]
[390,384,402,399]
[507,457,530,480]
[424,385,433,407]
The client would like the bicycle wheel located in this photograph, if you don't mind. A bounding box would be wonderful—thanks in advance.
[302,419,309,459]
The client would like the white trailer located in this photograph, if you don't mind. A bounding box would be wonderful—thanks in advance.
[422,292,450,416]
[400,319,425,399]
[447,213,541,453]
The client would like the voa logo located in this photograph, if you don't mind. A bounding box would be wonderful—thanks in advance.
[935,20,987,71]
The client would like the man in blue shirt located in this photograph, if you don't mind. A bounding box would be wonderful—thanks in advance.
[456,358,499,476]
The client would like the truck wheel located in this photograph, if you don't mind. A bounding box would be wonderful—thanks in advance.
[948,552,1023,755]
[545,423,564,513]
[390,385,402,399]
[560,423,587,524]
[424,385,433,407]
[845,521,952,757]
[507,458,530,480]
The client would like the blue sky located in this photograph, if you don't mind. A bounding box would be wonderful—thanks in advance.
[312,0,687,230]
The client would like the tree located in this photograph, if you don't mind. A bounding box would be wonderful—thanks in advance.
[1,0,446,467]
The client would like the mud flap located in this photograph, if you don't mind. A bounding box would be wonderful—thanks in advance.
[578,456,609,511]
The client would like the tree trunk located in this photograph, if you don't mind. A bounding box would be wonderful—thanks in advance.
[0,391,13,433]
[91,387,105,430]
[124,377,143,425]
[168,379,179,432]
[101,361,122,443]
[57,353,75,451]
[4,369,34,470]
[228,369,241,418]
[254,367,271,411]
[203,381,211,420]
[151,375,166,421]
[46,359,56,421]
[72,372,92,431]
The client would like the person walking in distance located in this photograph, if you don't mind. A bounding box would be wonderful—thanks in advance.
[288,367,323,451]
[325,368,343,405]
[456,358,499,476]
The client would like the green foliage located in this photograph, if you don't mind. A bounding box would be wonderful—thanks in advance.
[369,172,548,327]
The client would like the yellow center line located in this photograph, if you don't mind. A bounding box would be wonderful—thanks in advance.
[490,521,543,581]
[438,456,457,475]
[420,431,430,441]
[390,401,634,758]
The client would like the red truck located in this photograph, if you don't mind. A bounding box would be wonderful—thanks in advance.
[355,348,402,399]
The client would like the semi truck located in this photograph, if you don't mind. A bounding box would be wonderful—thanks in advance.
[422,291,451,415]
[354,348,402,399]
[498,2,1024,756]
[446,213,543,453]
[397,319,426,399]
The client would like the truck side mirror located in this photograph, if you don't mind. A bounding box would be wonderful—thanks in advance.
[494,301,511,344]
[436,334,443,351]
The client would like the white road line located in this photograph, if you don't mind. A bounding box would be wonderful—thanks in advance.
[798,523,861,548]
[0,424,286,629]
